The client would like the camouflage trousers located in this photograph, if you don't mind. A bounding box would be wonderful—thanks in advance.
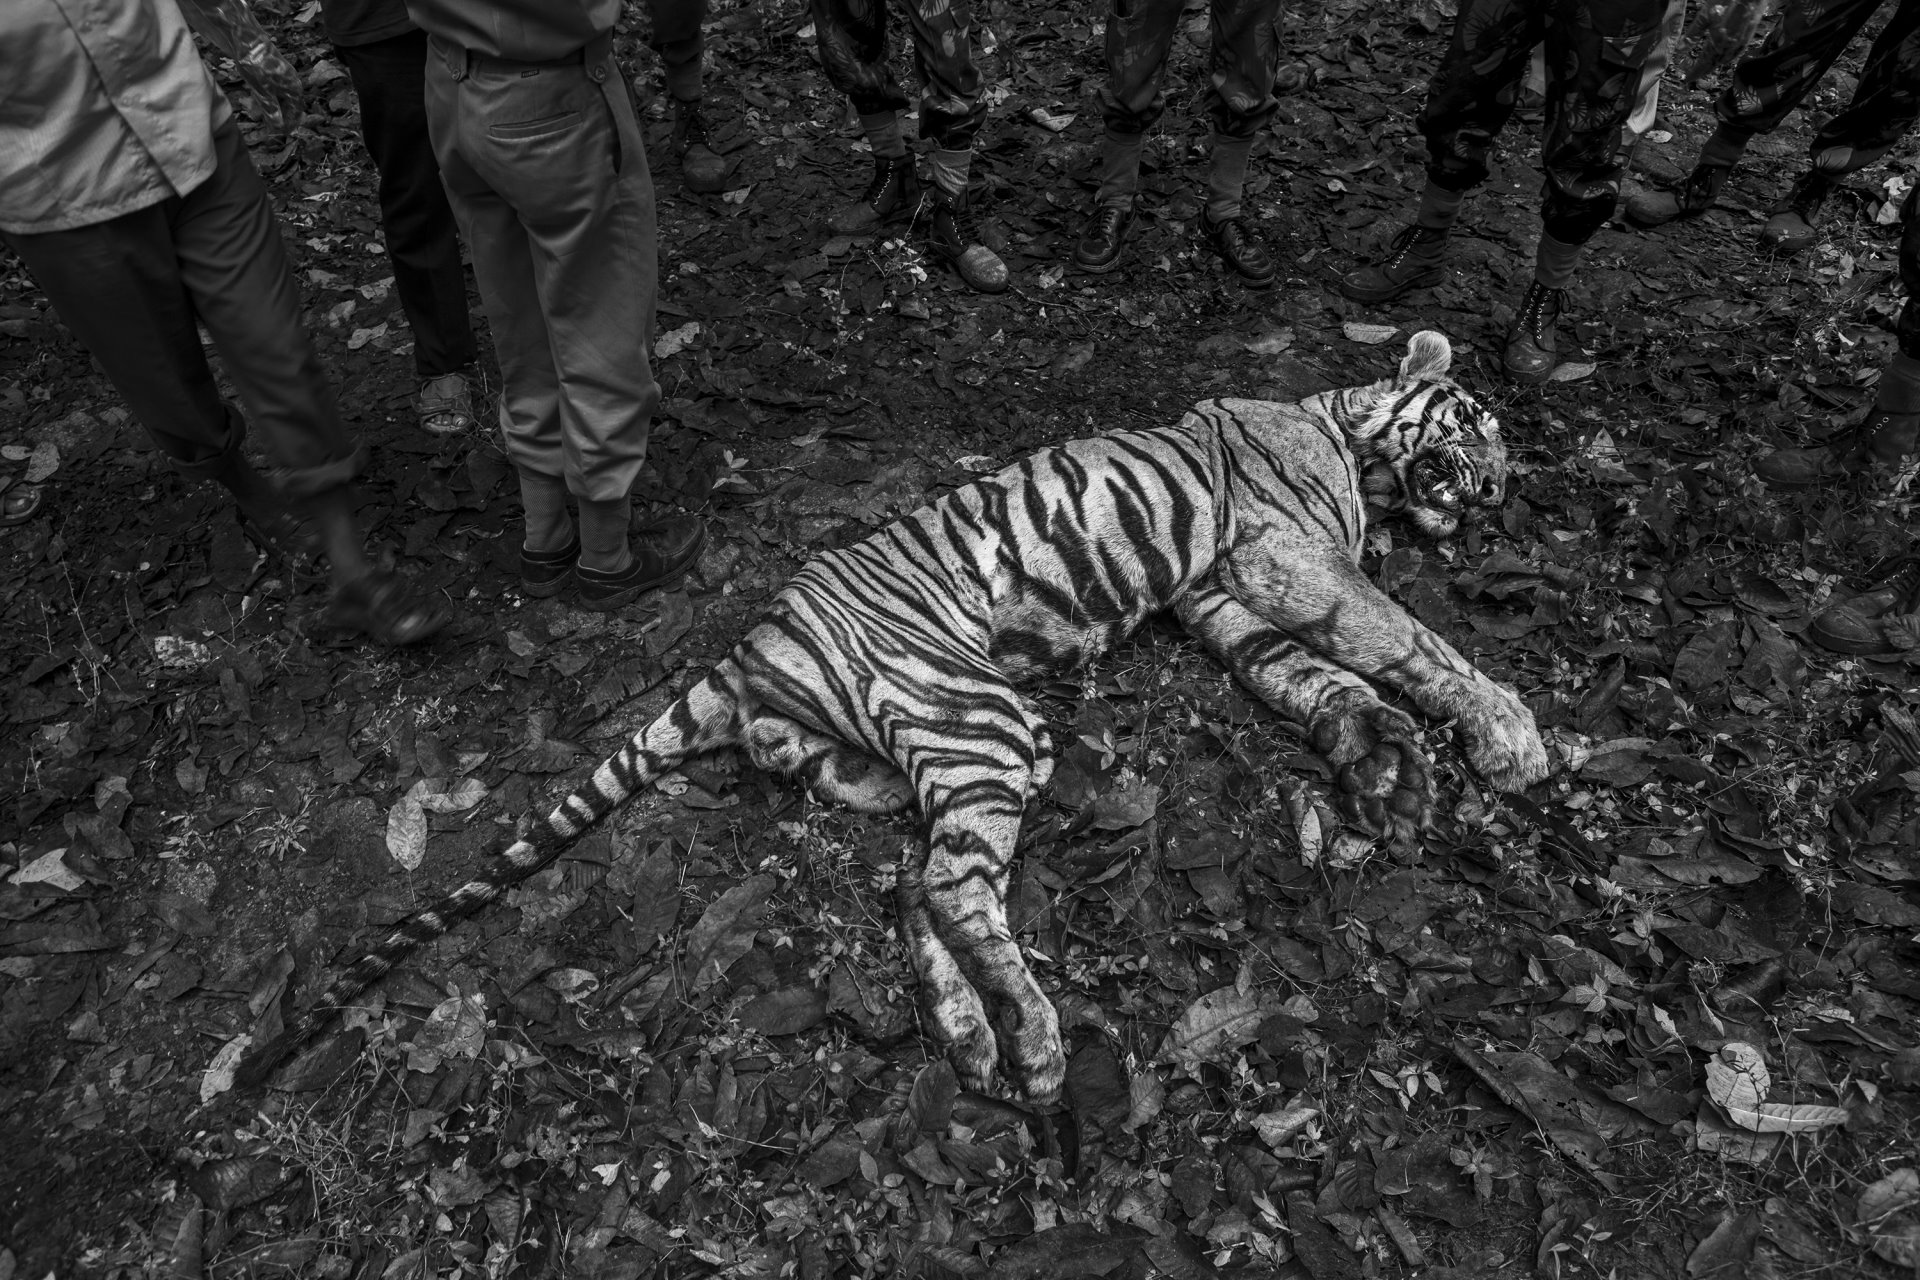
[1898,183,1920,358]
[1100,0,1283,140]
[811,0,985,150]
[1419,0,1667,242]
[645,0,707,102]
[1718,0,1920,175]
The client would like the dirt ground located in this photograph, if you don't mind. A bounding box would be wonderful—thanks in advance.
[3,1,1919,1277]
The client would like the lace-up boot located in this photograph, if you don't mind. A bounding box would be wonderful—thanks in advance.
[921,185,1009,293]
[673,102,728,194]
[1754,407,1920,489]
[1341,225,1448,303]
[1759,170,1833,254]
[1201,212,1275,287]
[828,154,920,236]
[1808,556,1920,655]
[1074,202,1134,274]
[1625,162,1732,227]
[1503,279,1567,383]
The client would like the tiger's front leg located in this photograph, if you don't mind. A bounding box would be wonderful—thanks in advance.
[1223,554,1549,791]
[1177,582,1433,844]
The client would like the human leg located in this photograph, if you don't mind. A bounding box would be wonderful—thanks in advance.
[813,0,922,235]
[892,0,1005,292]
[1197,0,1283,284]
[1761,0,1920,251]
[1074,0,1183,272]
[1505,0,1663,380]
[336,30,477,386]
[1343,0,1543,303]
[646,0,727,191]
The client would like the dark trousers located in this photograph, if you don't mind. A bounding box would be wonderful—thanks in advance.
[1,117,363,496]
[425,37,657,502]
[336,29,478,379]
[1898,185,1920,359]
[646,0,707,101]
[1419,0,1666,243]
[1718,0,1920,175]
[1101,0,1282,140]
[810,0,985,150]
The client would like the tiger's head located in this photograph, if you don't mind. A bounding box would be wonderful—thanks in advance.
[1347,331,1507,539]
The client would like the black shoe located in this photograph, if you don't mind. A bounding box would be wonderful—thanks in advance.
[921,185,1010,293]
[673,102,728,194]
[1753,407,1920,489]
[1201,211,1275,288]
[1625,162,1732,228]
[1073,202,1133,274]
[521,533,580,599]
[1503,279,1566,383]
[1759,170,1832,254]
[577,515,707,613]
[828,155,921,236]
[1340,224,1448,303]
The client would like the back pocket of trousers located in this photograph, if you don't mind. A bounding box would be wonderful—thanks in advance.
[490,111,582,141]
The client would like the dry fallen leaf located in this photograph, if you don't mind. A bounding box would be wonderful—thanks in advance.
[1343,321,1399,345]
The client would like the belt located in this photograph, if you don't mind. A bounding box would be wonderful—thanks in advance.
[434,30,614,83]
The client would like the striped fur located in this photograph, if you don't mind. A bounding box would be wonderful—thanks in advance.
[238,332,1546,1102]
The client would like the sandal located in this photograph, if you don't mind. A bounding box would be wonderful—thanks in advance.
[0,476,45,527]
[418,372,478,435]
[327,569,450,646]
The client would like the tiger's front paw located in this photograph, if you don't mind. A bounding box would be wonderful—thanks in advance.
[1462,687,1549,791]
[1312,695,1434,845]
[927,979,999,1094]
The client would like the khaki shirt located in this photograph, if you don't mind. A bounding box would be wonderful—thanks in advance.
[404,0,617,61]
[0,0,232,236]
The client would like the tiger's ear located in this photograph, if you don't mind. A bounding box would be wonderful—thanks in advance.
[1397,330,1452,383]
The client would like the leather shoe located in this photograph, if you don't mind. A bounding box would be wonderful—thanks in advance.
[1809,557,1920,655]
[1503,279,1566,383]
[577,514,707,613]
[1625,162,1731,228]
[1074,202,1133,274]
[1753,408,1920,489]
[1341,225,1447,303]
[1201,212,1275,287]
[829,155,920,236]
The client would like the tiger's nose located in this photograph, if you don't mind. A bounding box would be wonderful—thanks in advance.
[1477,476,1501,505]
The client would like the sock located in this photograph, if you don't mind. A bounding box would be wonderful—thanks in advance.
[1699,125,1748,169]
[519,470,573,553]
[661,38,703,103]
[1205,133,1255,222]
[928,147,971,199]
[1875,352,1920,414]
[578,495,632,574]
[1095,128,1145,207]
[1415,179,1466,232]
[860,111,908,160]
[1534,234,1583,290]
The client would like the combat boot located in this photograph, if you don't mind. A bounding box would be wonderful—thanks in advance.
[829,154,920,236]
[1503,279,1566,384]
[922,185,1009,293]
[1759,170,1833,254]
[1753,407,1920,489]
[1625,161,1732,228]
[673,101,728,194]
[1341,225,1448,303]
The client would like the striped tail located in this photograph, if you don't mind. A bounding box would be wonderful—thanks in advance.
[234,667,746,1087]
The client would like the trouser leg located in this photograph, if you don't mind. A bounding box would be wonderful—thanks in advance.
[812,0,911,119]
[1419,0,1548,194]
[1625,0,1686,140]
[1807,0,1920,174]
[2,208,245,480]
[169,119,365,495]
[426,41,656,504]
[1715,0,1887,146]
[647,0,708,101]
[1536,0,1664,245]
[1202,0,1282,220]
[1898,185,1920,361]
[1095,0,1182,204]
[338,30,478,380]
[899,0,987,150]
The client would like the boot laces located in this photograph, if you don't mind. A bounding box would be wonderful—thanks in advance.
[678,104,711,151]
[861,155,907,205]
[1384,224,1440,269]
[1093,204,1127,242]
[1518,281,1564,333]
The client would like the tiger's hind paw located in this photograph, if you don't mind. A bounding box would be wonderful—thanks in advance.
[1463,690,1550,791]
[1002,999,1065,1106]
[1334,729,1433,848]
[928,982,999,1094]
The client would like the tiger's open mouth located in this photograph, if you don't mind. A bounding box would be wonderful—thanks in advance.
[1406,453,1501,538]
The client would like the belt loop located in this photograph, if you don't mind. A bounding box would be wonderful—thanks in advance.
[583,30,612,82]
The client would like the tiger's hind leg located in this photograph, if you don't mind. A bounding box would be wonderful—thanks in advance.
[890,712,1063,1103]
[1177,582,1433,845]
[745,714,915,814]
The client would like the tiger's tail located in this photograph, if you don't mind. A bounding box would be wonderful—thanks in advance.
[234,664,748,1087]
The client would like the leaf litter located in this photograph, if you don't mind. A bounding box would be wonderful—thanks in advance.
[0,0,1917,1277]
